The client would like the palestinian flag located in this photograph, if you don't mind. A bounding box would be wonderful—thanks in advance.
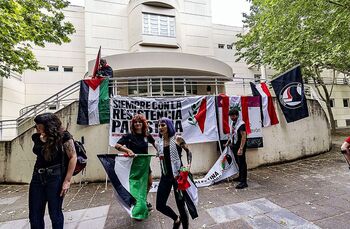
[97,154,153,219]
[77,77,110,125]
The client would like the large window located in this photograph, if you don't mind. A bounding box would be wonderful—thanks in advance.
[143,13,175,37]
[125,78,203,96]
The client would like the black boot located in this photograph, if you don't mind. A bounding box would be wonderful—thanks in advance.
[235,182,248,189]
[173,216,181,229]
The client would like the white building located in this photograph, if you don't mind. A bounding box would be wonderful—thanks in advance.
[1,0,349,138]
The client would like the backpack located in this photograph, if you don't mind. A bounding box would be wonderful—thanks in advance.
[72,140,88,176]
[62,138,88,176]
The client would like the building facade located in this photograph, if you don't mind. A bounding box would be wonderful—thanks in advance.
[1,0,349,130]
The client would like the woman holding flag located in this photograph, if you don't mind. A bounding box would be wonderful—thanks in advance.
[114,114,157,219]
[156,117,198,229]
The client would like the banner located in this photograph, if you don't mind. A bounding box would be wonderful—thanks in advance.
[195,147,238,187]
[149,147,238,191]
[217,95,263,148]
[109,95,219,146]
[271,65,309,123]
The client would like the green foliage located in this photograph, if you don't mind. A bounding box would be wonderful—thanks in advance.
[235,0,350,78]
[0,0,75,78]
[235,0,350,132]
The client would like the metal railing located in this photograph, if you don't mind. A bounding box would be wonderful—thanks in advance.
[0,80,81,140]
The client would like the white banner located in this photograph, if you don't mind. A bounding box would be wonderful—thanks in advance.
[195,147,238,187]
[109,95,219,146]
[149,147,238,192]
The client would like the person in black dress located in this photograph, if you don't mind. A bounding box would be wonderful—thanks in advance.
[114,114,157,213]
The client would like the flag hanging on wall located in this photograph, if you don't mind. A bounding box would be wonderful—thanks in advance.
[97,154,152,220]
[270,65,309,123]
[77,77,110,125]
[250,82,279,127]
[217,95,263,148]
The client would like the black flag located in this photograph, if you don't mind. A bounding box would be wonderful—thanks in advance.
[271,66,309,123]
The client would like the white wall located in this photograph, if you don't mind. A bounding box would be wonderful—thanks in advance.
[0,77,25,120]
[84,0,129,62]
[22,5,86,107]
[0,99,331,183]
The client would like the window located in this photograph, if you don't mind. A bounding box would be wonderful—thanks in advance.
[143,13,175,37]
[151,78,161,95]
[48,66,58,71]
[254,74,261,83]
[343,98,349,107]
[227,44,233,49]
[174,79,184,95]
[330,99,335,107]
[346,119,350,126]
[128,79,138,95]
[63,66,73,72]
[218,44,224,49]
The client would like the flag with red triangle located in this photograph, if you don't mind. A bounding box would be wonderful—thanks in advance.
[77,77,110,125]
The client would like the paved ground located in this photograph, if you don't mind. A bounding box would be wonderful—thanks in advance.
[1,130,349,228]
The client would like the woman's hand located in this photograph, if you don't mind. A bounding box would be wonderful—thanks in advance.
[127,149,135,157]
[60,180,71,197]
[237,148,243,156]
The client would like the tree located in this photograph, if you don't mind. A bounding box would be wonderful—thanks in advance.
[0,0,75,78]
[235,0,350,133]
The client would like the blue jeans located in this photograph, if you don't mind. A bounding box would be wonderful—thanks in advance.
[29,167,64,229]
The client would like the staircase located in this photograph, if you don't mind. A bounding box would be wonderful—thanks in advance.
[0,81,81,140]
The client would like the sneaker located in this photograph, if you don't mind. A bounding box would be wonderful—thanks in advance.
[235,182,248,189]
[147,202,153,211]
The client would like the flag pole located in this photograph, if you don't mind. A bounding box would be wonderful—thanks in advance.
[105,145,110,190]
[214,95,223,154]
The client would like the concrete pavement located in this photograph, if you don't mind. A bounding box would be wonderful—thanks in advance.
[1,131,349,228]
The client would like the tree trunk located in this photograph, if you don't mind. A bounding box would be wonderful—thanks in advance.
[320,83,336,133]
[311,67,336,134]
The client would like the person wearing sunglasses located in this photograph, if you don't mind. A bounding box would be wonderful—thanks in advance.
[156,117,197,229]
[114,114,157,216]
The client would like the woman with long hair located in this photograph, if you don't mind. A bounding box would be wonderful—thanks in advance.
[29,113,77,229]
[114,114,157,219]
[156,117,197,229]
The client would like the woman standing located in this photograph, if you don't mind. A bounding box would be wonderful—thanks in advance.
[114,114,157,218]
[29,113,77,229]
[156,117,197,229]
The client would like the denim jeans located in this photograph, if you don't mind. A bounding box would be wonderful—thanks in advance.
[29,167,64,229]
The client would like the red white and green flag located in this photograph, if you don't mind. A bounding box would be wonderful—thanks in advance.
[97,154,152,219]
[77,77,109,125]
